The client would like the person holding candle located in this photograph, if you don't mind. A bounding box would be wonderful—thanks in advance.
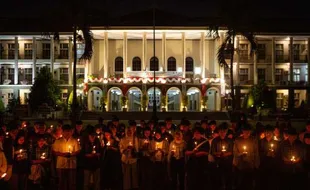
[120,127,139,190]
[81,127,101,190]
[165,117,177,136]
[185,127,209,190]
[233,124,259,190]
[101,128,122,190]
[28,134,51,190]
[279,127,305,190]
[299,120,310,142]
[180,120,193,144]
[73,120,85,190]
[52,124,80,190]
[12,132,30,190]
[303,133,310,189]
[138,127,153,190]
[0,137,8,188]
[168,131,186,190]
[150,129,169,190]
[159,122,173,144]
[210,122,234,190]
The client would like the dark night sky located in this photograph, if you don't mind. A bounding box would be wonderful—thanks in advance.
[1,0,310,32]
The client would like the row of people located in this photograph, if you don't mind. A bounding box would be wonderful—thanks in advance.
[0,117,310,190]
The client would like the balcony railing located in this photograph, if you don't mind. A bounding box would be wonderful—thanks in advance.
[276,55,290,63]
[239,55,252,62]
[54,53,69,59]
[257,55,272,63]
[0,53,15,60]
[294,55,308,63]
[36,53,51,59]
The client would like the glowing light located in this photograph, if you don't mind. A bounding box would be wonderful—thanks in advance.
[194,67,201,74]
[177,67,183,72]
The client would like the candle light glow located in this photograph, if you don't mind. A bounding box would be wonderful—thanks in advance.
[68,145,72,154]
[222,145,227,152]
[107,141,111,146]
[291,155,296,162]
[243,146,247,154]
[92,146,96,154]
[1,173,7,178]
[40,152,46,159]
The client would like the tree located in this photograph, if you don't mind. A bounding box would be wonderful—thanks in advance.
[28,66,61,111]
[215,0,257,111]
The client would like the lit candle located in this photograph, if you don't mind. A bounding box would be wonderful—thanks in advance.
[194,141,197,147]
[1,173,7,179]
[270,143,274,152]
[243,146,247,154]
[77,138,80,144]
[222,145,227,152]
[144,139,149,144]
[92,146,96,154]
[50,125,53,129]
[5,132,9,138]
[156,142,159,150]
[290,155,296,162]
[60,134,63,138]
[165,137,168,141]
[172,145,176,152]
[18,149,23,158]
[169,131,172,134]
[97,135,100,139]
[106,141,111,146]
[40,152,46,159]
[129,141,133,147]
[68,145,72,154]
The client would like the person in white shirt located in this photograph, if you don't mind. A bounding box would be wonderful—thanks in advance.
[52,124,80,190]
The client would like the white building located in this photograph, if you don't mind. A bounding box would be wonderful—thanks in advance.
[0,28,309,112]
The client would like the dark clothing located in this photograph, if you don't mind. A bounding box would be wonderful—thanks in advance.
[182,131,193,144]
[211,137,234,190]
[101,139,122,190]
[3,137,14,164]
[162,132,173,144]
[57,169,76,190]
[81,139,101,171]
[186,138,209,190]
[170,158,185,190]
[13,144,30,174]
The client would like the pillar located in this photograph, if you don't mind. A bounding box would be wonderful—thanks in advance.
[182,32,186,77]
[235,36,240,85]
[201,32,206,78]
[68,37,73,85]
[32,37,37,84]
[271,37,275,84]
[289,37,294,82]
[104,32,109,78]
[162,32,166,71]
[142,32,147,71]
[123,32,127,78]
[50,38,54,78]
[254,51,258,84]
[307,38,310,107]
[14,37,18,84]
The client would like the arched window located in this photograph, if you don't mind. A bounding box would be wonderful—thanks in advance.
[132,57,141,71]
[115,57,123,72]
[167,57,176,71]
[150,57,159,71]
[186,57,194,72]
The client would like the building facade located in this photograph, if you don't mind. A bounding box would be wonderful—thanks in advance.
[0,29,309,112]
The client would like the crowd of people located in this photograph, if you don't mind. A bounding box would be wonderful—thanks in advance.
[0,115,310,190]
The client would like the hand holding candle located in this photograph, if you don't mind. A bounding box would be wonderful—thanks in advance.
[290,155,296,163]
[243,145,247,154]
[68,145,72,154]
[270,143,274,152]
[92,146,96,154]
[40,152,46,159]
[222,145,227,152]
[1,173,7,179]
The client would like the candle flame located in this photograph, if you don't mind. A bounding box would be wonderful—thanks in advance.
[107,141,111,146]
[270,143,274,148]
[1,173,7,178]
[243,146,247,150]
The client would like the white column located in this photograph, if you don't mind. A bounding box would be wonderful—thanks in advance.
[123,32,127,78]
[289,37,294,82]
[104,32,109,78]
[68,37,73,85]
[308,38,310,83]
[50,38,54,78]
[142,32,147,71]
[182,32,186,78]
[32,37,37,84]
[253,51,258,84]
[271,37,275,84]
[84,61,89,82]
[235,36,240,85]
[201,32,206,78]
[162,32,166,71]
[14,37,18,84]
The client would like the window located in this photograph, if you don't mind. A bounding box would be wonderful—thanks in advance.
[239,44,248,58]
[275,44,284,62]
[115,57,123,72]
[276,93,283,108]
[275,69,283,82]
[24,43,32,59]
[293,44,300,61]
[293,68,300,82]
[8,68,14,83]
[167,57,176,71]
[257,68,265,81]
[42,43,51,59]
[257,44,266,59]
[76,68,85,80]
[8,43,15,59]
[294,93,300,107]
[132,57,141,71]
[305,69,308,82]
[239,68,248,82]
[150,57,159,71]
[24,68,32,83]
[59,43,69,59]
[59,68,69,84]
[185,57,194,72]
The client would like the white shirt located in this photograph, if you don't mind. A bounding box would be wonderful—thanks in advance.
[52,137,80,169]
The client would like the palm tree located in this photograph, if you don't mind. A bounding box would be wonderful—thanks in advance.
[217,29,256,111]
